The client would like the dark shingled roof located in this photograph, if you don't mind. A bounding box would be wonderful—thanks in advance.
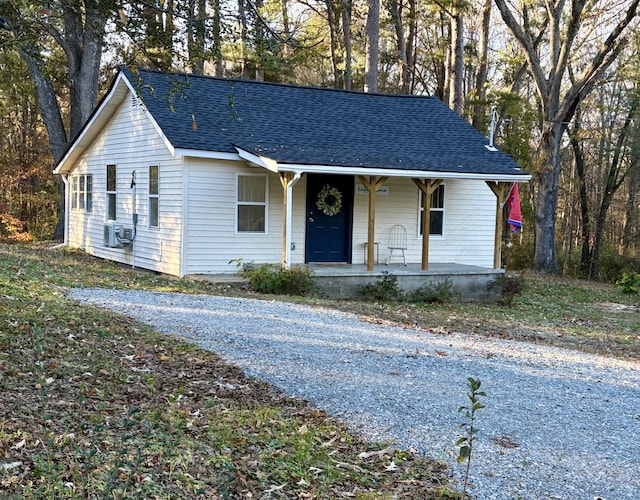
[123,67,527,176]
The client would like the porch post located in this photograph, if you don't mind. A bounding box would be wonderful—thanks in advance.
[413,179,442,271]
[358,175,388,271]
[280,172,302,269]
[486,181,509,269]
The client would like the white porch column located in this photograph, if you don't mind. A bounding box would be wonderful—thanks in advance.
[280,171,302,269]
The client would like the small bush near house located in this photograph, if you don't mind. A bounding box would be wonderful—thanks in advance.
[495,275,526,306]
[409,279,455,304]
[0,213,33,243]
[243,263,317,296]
[358,271,402,302]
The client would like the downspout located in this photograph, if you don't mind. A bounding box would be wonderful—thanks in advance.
[61,174,70,246]
[283,171,302,269]
[131,171,137,269]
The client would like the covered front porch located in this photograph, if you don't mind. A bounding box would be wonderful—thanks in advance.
[309,262,504,301]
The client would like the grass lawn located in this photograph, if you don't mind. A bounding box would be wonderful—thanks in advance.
[0,244,456,499]
[1,243,638,498]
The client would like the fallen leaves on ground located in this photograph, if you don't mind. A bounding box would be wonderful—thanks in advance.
[0,244,457,499]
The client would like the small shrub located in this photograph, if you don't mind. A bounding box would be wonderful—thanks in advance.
[495,275,525,306]
[457,377,486,500]
[278,265,317,295]
[0,213,33,243]
[358,271,401,302]
[409,279,454,303]
[616,270,640,295]
[242,264,316,296]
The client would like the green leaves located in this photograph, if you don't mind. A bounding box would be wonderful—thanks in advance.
[456,444,470,464]
[616,270,640,295]
[456,377,486,498]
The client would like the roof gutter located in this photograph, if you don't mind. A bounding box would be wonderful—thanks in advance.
[233,147,530,182]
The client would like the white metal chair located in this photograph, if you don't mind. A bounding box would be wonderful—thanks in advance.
[386,224,407,265]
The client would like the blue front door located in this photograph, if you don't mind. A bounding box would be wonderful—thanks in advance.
[305,174,354,263]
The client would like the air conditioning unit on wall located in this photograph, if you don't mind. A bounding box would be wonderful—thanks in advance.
[104,223,133,248]
[104,223,123,247]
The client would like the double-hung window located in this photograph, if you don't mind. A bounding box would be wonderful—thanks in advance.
[149,165,159,228]
[419,184,445,236]
[106,164,117,221]
[237,174,267,233]
[71,174,92,212]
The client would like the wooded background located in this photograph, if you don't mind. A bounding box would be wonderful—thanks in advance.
[0,0,638,280]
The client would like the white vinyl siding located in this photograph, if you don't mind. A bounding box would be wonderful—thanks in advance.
[66,95,183,276]
[351,178,495,267]
[184,160,304,275]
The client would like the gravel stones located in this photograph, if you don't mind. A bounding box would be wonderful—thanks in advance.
[68,289,640,500]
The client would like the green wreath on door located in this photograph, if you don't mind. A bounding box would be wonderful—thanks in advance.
[316,184,343,216]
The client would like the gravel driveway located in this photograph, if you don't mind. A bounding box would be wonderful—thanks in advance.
[68,289,640,499]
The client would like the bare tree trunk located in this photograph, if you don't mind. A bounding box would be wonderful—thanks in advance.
[472,0,492,129]
[405,0,417,93]
[532,121,564,274]
[212,0,224,76]
[364,0,379,92]
[187,0,207,74]
[238,0,251,78]
[388,0,406,92]
[341,0,352,90]
[281,0,291,59]
[448,10,464,114]
[325,0,342,88]
[569,116,593,277]
[254,0,265,80]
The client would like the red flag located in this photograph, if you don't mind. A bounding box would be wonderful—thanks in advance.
[506,183,522,233]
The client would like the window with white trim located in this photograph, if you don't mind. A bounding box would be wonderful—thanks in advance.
[71,174,92,212]
[149,165,159,228]
[71,175,79,210]
[419,184,445,236]
[237,174,267,233]
[106,164,117,221]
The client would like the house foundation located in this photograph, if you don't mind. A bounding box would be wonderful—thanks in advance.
[309,263,504,302]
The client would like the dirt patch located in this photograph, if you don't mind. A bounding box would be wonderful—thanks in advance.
[594,301,640,313]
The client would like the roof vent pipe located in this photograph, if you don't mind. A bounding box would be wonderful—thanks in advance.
[485,105,498,152]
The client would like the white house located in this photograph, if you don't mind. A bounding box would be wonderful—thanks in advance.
[54,67,530,284]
